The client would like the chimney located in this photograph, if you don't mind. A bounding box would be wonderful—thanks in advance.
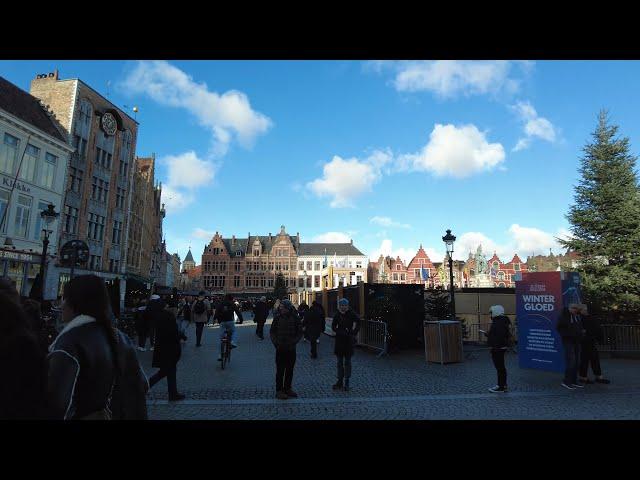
[350,239,353,245]
[296,232,300,243]
[269,233,272,241]
[232,235,236,245]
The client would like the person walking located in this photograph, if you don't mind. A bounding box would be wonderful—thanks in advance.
[135,300,148,351]
[253,296,269,340]
[215,294,243,361]
[147,295,185,401]
[303,301,325,358]
[557,304,586,390]
[485,305,513,393]
[46,275,149,419]
[0,290,47,419]
[270,299,303,399]
[178,296,192,340]
[191,291,211,347]
[578,304,611,385]
[331,298,360,391]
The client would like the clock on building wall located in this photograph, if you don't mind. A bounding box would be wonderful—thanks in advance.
[101,112,118,136]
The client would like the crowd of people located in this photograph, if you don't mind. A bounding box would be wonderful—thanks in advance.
[1,271,615,419]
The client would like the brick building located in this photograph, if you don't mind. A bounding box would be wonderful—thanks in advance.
[368,255,408,284]
[487,252,528,287]
[201,225,299,296]
[29,70,138,300]
[406,245,437,287]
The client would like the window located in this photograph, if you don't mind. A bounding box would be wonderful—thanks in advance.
[314,276,320,288]
[254,249,260,257]
[1,133,19,174]
[115,187,125,209]
[119,130,132,178]
[234,276,241,287]
[356,275,362,283]
[356,261,362,268]
[235,251,241,257]
[234,261,241,272]
[275,262,281,271]
[298,277,304,288]
[73,135,88,161]
[245,277,251,287]
[400,274,406,281]
[396,265,401,270]
[69,167,83,193]
[63,205,78,234]
[119,159,128,178]
[306,277,311,288]
[14,195,31,237]
[268,262,274,270]
[41,153,57,188]
[112,220,122,244]
[314,261,320,271]
[19,144,39,182]
[498,271,505,280]
[283,263,289,271]
[299,261,304,270]
[261,262,267,271]
[89,255,102,270]
[260,277,266,287]
[88,213,105,241]
[0,189,9,232]
[493,261,499,269]
[268,278,274,287]
[109,259,120,273]
[33,200,49,240]
[513,263,520,271]
[393,273,398,281]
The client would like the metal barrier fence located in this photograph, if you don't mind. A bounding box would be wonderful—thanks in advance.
[357,319,388,357]
[464,322,640,353]
[600,324,640,352]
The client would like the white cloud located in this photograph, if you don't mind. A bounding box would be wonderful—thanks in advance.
[192,228,216,240]
[370,216,411,229]
[161,185,194,213]
[307,150,391,208]
[369,239,417,265]
[396,124,505,178]
[159,151,217,212]
[163,151,217,189]
[121,61,272,155]
[384,61,523,98]
[456,225,570,261]
[511,101,557,151]
[312,232,352,243]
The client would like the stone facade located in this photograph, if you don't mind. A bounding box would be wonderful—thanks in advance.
[30,70,138,299]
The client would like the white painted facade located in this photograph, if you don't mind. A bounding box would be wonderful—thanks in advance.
[296,253,368,293]
[0,108,73,298]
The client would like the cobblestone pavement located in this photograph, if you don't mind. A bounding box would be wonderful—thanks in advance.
[138,313,640,420]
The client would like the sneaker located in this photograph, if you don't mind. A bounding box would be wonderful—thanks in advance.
[285,389,298,398]
[168,394,186,401]
[571,383,585,388]
[343,381,350,392]
[217,357,222,361]
[595,378,611,384]
[488,385,507,393]
[230,343,238,349]
[276,391,288,400]
[137,346,144,352]
[149,346,154,351]
[561,383,576,390]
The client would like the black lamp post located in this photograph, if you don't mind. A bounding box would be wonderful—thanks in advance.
[442,229,456,320]
[39,204,59,301]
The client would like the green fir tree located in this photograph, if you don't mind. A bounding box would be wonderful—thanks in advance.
[559,111,640,314]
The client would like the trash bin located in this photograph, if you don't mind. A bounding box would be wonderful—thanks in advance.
[424,320,463,364]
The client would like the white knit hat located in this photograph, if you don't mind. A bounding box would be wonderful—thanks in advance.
[150,294,161,300]
[489,305,505,317]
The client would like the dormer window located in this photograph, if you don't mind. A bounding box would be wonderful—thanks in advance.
[493,261,499,269]
[254,249,260,257]
[236,251,241,257]
[514,263,520,271]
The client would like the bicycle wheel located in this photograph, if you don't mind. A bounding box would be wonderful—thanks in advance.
[221,341,227,370]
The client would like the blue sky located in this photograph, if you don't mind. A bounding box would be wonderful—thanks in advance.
[2,60,639,266]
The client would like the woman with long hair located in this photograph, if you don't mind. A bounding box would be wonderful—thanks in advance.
[47,275,148,420]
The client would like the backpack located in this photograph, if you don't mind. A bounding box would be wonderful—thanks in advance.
[193,300,206,315]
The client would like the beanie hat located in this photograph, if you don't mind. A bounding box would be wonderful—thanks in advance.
[338,298,349,307]
[150,294,160,300]
[489,305,505,317]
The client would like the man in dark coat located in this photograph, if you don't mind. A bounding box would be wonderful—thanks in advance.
[331,298,360,391]
[147,295,185,401]
[253,296,269,340]
[270,299,303,400]
[303,301,325,358]
[484,305,513,393]
[578,305,611,385]
[557,304,586,390]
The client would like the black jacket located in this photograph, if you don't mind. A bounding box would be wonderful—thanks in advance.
[557,309,585,343]
[0,330,47,419]
[180,302,191,321]
[46,315,147,420]
[581,314,604,344]
[487,315,512,349]
[214,300,243,323]
[270,309,303,350]
[331,309,360,356]
[253,301,269,324]
[303,304,325,340]
[148,300,182,369]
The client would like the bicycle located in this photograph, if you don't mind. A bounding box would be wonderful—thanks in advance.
[220,330,232,369]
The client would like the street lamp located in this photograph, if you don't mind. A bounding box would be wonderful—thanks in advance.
[442,229,456,320]
[39,204,59,301]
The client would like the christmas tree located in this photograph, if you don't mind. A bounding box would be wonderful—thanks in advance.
[560,111,640,316]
